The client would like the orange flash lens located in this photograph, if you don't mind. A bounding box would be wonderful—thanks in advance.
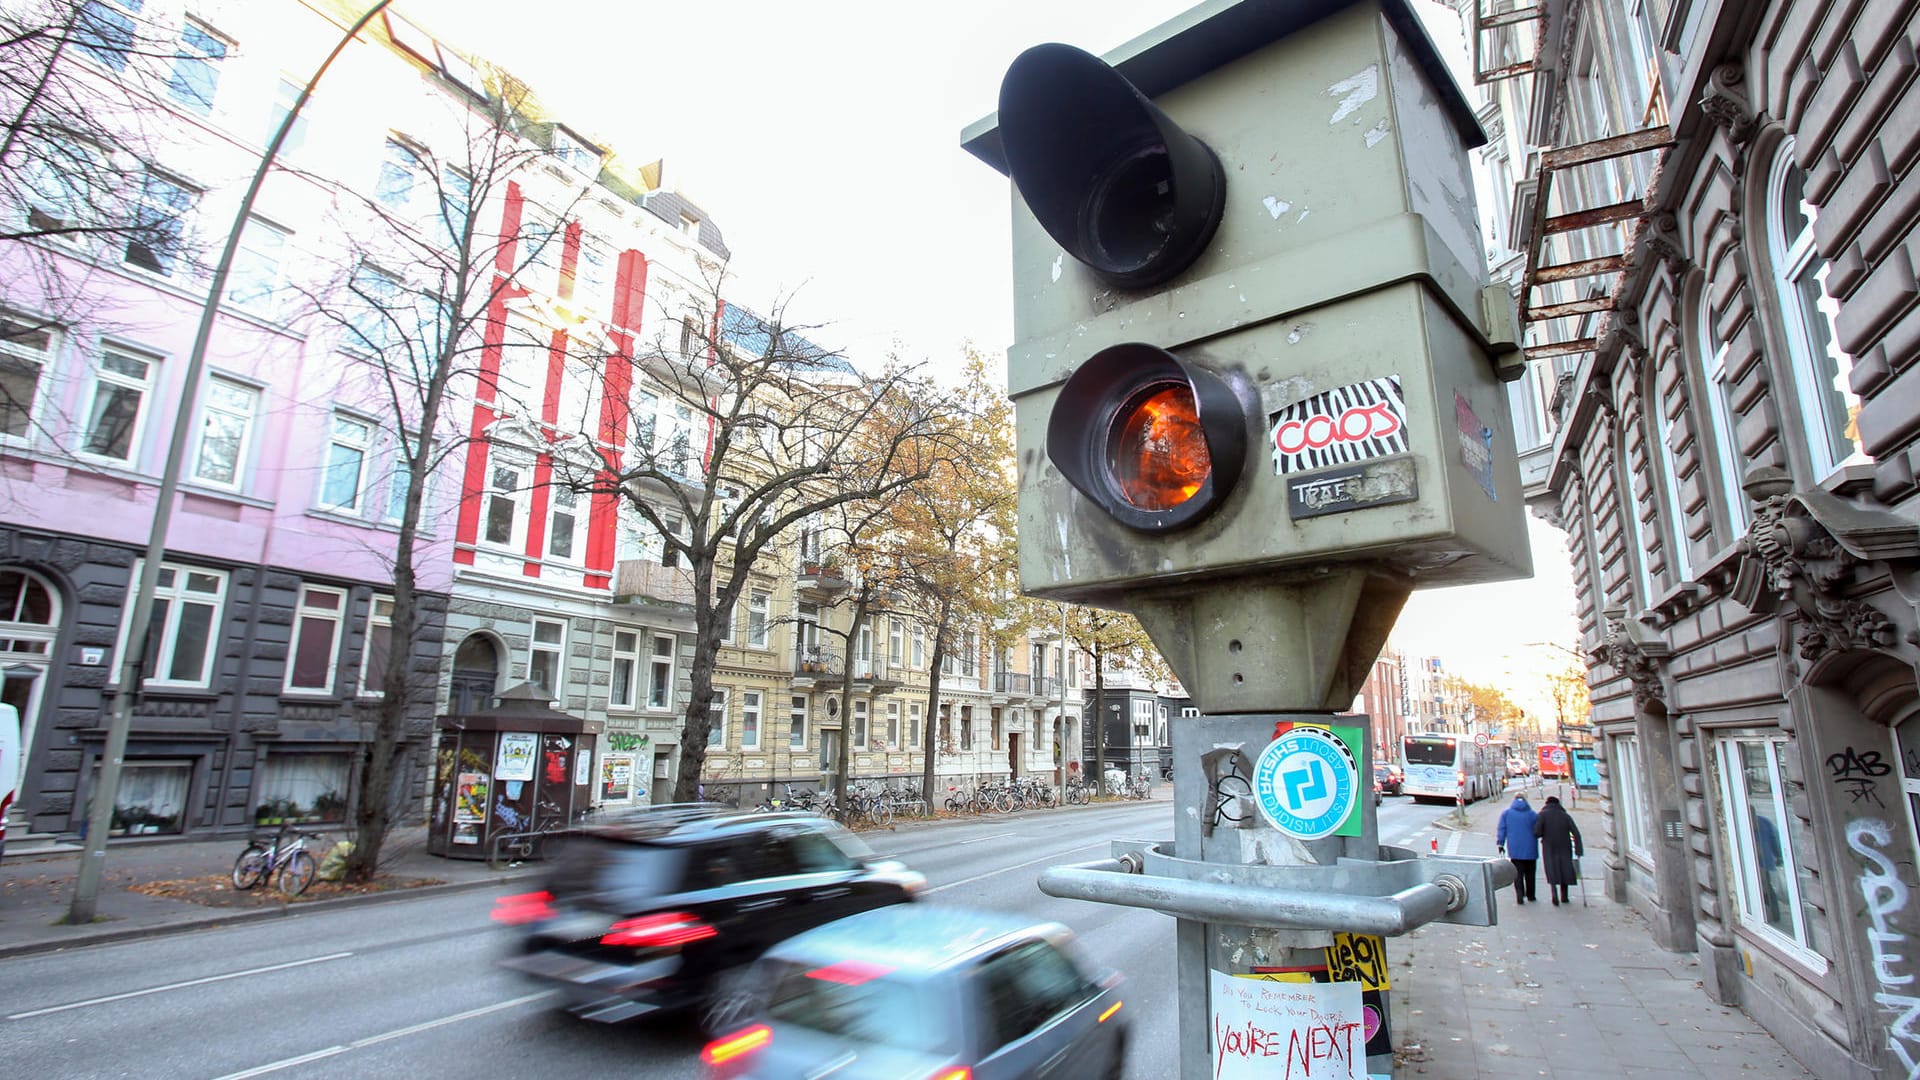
[1110,385,1210,511]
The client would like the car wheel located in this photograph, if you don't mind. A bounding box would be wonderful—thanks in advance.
[698,965,764,1037]
[1105,1026,1129,1080]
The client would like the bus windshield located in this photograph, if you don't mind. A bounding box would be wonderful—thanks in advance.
[1403,738,1458,765]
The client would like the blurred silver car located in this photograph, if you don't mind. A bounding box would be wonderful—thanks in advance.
[702,904,1129,1080]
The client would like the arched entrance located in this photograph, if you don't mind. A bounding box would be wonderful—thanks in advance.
[448,634,501,715]
[0,568,60,795]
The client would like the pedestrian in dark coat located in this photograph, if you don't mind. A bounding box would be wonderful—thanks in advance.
[1495,795,1539,904]
[1533,795,1584,905]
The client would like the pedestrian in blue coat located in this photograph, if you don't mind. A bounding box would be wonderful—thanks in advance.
[1496,794,1540,905]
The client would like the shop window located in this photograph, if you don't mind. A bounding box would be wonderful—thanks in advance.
[255,752,350,825]
[284,584,345,694]
[1715,733,1829,970]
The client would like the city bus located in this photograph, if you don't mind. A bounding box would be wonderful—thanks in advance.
[1401,732,1502,804]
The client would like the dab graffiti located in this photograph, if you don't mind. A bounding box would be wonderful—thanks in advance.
[1847,818,1920,1077]
[1830,747,1893,807]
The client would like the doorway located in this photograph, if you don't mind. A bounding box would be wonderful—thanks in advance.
[1008,732,1020,778]
[0,568,59,798]
[449,634,500,714]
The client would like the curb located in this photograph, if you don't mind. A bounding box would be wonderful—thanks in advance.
[0,868,539,961]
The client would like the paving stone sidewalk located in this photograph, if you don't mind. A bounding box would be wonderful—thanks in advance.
[1388,781,1810,1079]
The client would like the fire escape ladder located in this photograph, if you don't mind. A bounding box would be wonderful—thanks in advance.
[1471,1,1544,84]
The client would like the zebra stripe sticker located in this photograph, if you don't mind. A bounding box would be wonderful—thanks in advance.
[1269,376,1409,475]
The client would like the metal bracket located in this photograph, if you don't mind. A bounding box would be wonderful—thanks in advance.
[1039,839,1516,941]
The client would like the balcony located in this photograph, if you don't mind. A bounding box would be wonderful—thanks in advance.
[848,655,903,693]
[612,559,696,609]
[992,671,1033,703]
[1031,675,1058,701]
[795,558,849,597]
[792,645,843,688]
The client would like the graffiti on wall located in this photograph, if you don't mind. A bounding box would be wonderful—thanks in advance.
[1847,818,1920,1077]
[1829,747,1893,807]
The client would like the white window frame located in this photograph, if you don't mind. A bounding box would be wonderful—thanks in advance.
[0,315,55,444]
[886,701,901,749]
[647,633,675,711]
[283,584,346,695]
[80,347,155,464]
[357,594,394,698]
[1696,298,1749,535]
[318,412,374,513]
[113,560,229,690]
[708,687,729,749]
[1767,142,1863,479]
[266,77,308,158]
[1715,731,1828,972]
[716,594,737,647]
[609,628,640,710]
[123,170,194,277]
[889,619,904,666]
[529,617,566,702]
[748,590,770,648]
[191,375,258,490]
[741,690,763,751]
[852,699,869,748]
[167,19,227,115]
[546,484,582,563]
[1647,390,1693,584]
[911,626,925,669]
[1614,734,1651,858]
[226,216,289,315]
[789,695,808,749]
[482,454,526,549]
[383,431,426,524]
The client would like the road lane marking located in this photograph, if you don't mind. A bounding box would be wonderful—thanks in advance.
[208,991,554,1079]
[6,953,355,1020]
[926,840,1107,894]
[956,832,1014,845]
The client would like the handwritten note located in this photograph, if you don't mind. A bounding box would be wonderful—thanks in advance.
[1210,970,1364,1080]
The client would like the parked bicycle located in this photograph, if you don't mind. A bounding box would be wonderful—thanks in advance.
[232,822,320,896]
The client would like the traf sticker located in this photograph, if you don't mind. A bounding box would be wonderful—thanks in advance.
[1270,376,1409,475]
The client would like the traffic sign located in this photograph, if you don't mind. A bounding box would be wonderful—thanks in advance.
[1473,732,1489,749]
[1252,727,1359,840]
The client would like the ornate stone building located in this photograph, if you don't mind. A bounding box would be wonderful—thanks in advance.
[1467,0,1920,1074]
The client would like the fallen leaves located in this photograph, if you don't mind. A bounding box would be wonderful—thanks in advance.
[128,873,446,908]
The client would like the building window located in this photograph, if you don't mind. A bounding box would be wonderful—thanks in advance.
[116,561,228,689]
[82,348,153,463]
[529,618,565,701]
[1613,734,1651,858]
[1715,733,1829,970]
[708,688,728,748]
[284,584,345,694]
[191,376,257,489]
[748,590,770,648]
[125,171,193,276]
[256,753,350,825]
[375,138,421,208]
[226,217,288,314]
[886,701,900,749]
[1646,386,1693,584]
[609,629,640,709]
[1768,147,1862,477]
[0,316,53,442]
[852,699,869,748]
[910,703,922,748]
[319,413,372,511]
[647,634,675,710]
[1695,293,1749,535]
[547,485,580,561]
[265,77,308,157]
[889,619,904,666]
[717,594,736,646]
[789,695,808,749]
[911,626,925,669]
[358,595,393,697]
[384,432,425,524]
[348,264,401,353]
[168,21,226,115]
[75,0,136,71]
[90,760,190,836]
[741,690,762,750]
[482,459,524,547]
[550,127,600,175]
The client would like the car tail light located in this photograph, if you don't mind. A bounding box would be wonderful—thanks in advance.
[601,911,717,948]
[700,1024,771,1066]
[1098,1001,1123,1023]
[806,959,895,986]
[928,1069,971,1080]
[491,890,556,925]
[1457,771,1466,785]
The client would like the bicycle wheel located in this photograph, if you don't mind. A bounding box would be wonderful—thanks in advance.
[876,799,894,826]
[994,789,1014,814]
[278,849,318,896]
[232,845,270,890]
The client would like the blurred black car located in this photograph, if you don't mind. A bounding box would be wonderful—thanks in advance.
[1374,762,1404,796]
[493,805,924,1034]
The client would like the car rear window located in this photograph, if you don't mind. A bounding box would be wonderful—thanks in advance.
[765,962,951,1049]
[547,838,683,900]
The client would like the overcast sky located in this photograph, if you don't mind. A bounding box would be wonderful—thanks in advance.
[400,0,1580,694]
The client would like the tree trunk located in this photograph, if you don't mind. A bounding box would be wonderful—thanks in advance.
[1093,659,1108,787]
[831,593,870,812]
[672,617,723,803]
[918,606,951,811]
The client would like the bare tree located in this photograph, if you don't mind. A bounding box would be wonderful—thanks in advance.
[566,286,950,803]
[1063,604,1169,786]
[303,71,587,880]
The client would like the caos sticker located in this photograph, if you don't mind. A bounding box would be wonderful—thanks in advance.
[1269,375,1409,475]
[1252,726,1358,840]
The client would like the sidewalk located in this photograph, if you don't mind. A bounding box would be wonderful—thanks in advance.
[1389,780,1810,1079]
[0,825,534,959]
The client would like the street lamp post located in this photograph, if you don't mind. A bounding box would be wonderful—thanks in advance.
[69,0,397,925]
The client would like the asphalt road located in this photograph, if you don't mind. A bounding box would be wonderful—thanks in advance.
[1,794,1463,1079]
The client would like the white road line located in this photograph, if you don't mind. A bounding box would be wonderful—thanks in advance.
[208,991,554,1079]
[5,953,355,1021]
[955,832,1015,845]
[926,840,1107,894]
[1444,829,1463,856]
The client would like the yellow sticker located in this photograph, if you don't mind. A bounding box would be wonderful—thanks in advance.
[1325,932,1391,990]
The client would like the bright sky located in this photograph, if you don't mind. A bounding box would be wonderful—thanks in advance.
[401,0,1580,692]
